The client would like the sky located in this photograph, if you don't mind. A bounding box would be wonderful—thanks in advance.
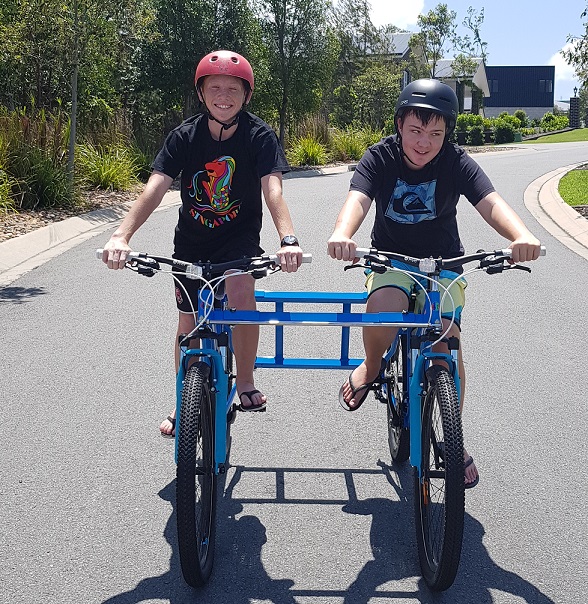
[369,0,586,105]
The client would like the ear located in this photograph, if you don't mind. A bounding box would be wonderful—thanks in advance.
[244,90,253,106]
[196,86,204,104]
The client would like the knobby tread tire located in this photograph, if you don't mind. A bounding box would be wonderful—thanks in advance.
[415,366,465,591]
[176,362,217,587]
[386,338,410,463]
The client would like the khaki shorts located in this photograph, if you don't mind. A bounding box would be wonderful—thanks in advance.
[365,260,467,324]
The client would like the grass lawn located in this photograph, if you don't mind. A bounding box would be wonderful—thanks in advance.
[520,128,588,207]
[522,128,588,143]
[559,168,588,207]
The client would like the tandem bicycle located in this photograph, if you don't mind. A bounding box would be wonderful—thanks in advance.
[97,244,543,591]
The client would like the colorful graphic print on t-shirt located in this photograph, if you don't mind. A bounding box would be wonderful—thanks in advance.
[187,155,241,228]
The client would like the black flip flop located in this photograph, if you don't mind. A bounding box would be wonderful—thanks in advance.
[160,415,176,439]
[338,373,377,411]
[237,390,267,412]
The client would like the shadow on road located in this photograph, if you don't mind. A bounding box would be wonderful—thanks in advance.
[0,285,47,303]
[100,460,555,604]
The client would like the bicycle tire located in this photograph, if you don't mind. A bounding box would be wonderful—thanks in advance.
[176,362,217,587]
[414,365,464,591]
[385,338,410,463]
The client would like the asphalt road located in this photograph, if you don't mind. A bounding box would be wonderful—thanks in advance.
[2,142,588,604]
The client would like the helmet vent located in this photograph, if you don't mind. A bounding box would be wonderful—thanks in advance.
[412,92,426,98]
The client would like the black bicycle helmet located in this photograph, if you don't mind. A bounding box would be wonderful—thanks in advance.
[395,79,459,135]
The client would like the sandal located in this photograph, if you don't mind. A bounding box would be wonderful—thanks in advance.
[160,415,176,439]
[237,390,267,412]
[338,372,378,411]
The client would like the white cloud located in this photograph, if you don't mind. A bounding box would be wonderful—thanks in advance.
[549,42,578,82]
[369,0,423,30]
[549,42,581,100]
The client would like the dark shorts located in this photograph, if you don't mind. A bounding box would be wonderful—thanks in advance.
[173,237,263,313]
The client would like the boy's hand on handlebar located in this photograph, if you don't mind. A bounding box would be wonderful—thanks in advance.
[508,236,541,264]
[102,237,132,270]
[276,245,303,273]
[327,235,357,262]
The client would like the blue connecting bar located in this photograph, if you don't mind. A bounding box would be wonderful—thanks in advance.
[205,290,432,371]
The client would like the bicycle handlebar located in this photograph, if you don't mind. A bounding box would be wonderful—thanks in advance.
[354,246,546,274]
[96,249,312,279]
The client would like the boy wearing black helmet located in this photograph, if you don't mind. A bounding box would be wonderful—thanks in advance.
[327,79,541,488]
[102,51,303,431]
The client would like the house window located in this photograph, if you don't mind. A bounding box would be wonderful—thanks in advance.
[489,79,498,93]
[539,79,553,93]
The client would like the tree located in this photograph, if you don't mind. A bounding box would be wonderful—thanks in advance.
[563,4,588,84]
[351,62,401,129]
[409,3,457,78]
[455,7,488,63]
[258,0,336,144]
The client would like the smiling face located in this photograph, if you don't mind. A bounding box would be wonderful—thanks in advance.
[199,74,250,124]
[397,111,447,170]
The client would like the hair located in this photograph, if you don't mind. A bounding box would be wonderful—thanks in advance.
[397,108,448,130]
[197,74,250,95]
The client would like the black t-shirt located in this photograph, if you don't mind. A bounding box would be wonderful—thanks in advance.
[152,112,289,262]
[350,136,495,258]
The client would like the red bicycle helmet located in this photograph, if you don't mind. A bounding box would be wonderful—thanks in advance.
[195,50,254,92]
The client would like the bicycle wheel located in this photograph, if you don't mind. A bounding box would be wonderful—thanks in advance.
[176,362,217,587]
[385,338,410,463]
[414,365,464,591]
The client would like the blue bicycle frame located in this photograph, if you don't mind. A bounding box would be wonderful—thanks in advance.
[177,276,460,478]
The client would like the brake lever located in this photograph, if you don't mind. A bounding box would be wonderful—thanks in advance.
[486,263,531,275]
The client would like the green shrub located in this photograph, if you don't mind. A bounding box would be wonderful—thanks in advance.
[7,143,74,210]
[467,125,484,146]
[494,119,515,144]
[330,128,365,161]
[76,143,139,190]
[0,168,15,213]
[540,112,569,132]
[514,110,528,128]
[287,135,328,166]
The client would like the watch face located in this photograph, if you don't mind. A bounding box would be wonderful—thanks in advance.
[281,236,298,246]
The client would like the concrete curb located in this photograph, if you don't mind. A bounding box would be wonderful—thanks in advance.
[0,190,181,287]
[523,164,588,261]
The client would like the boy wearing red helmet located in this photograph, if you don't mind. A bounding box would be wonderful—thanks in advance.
[328,79,541,488]
[102,51,303,432]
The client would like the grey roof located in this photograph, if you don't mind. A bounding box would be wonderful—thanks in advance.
[433,58,484,79]
[381,32,412,56]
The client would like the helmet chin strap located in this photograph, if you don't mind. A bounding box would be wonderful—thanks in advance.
[207,112,241,131]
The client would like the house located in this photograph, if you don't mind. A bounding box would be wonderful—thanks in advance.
[380,35,490,115]
[484,66,555,119]
[432,58,490,115]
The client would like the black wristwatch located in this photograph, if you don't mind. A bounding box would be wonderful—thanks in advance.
[280,235,299,247]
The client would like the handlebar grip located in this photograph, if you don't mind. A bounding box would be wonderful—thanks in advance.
[498,245,546,257]
[354,248,371,259]
[96,248,141,260]
[267,253,313,263]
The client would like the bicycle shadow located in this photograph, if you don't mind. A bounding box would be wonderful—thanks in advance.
[340,460,556,604]
[100,459,555,604]
[100,471,298,604]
